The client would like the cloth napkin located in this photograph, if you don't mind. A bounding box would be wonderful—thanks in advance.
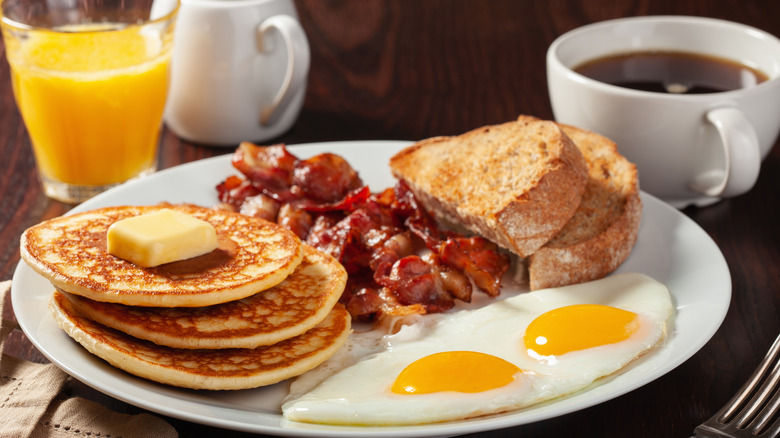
[0,280,179,438]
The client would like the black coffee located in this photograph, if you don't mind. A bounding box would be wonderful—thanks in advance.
[574,51,768,94]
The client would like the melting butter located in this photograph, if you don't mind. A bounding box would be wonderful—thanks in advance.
[107,208,218,267]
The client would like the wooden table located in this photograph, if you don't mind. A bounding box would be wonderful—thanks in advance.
[3,1,780,436]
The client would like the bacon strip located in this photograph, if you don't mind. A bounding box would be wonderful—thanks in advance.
[216,143,510,320]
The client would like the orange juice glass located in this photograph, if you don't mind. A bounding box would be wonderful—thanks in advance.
[1,0,179,203]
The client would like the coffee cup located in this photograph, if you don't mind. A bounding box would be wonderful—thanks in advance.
[164,0,309,146]
[547,16,780,208]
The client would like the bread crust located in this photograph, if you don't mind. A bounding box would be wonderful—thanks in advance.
[390,119,588,257]
[527,121,642,290]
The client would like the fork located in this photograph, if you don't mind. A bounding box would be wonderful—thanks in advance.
[692,333,780,437]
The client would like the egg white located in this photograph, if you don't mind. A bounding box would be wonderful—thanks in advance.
[282,273,674,426]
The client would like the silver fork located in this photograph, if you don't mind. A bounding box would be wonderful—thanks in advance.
[693,333,780,437]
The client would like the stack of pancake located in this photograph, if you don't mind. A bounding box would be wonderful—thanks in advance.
[19,203,351,390]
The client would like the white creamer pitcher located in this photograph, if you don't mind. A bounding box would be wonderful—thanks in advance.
[164,0,310,146]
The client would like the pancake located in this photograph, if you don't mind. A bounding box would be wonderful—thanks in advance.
[20,204,303,307]
[49,290,352,390]
[63,244,348,349]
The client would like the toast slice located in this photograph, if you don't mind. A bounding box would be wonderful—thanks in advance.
[524,116,642,290]
[389,119,589,257]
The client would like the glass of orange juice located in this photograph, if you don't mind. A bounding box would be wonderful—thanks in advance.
[1,0,179,203]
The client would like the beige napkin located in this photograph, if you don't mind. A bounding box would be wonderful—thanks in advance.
[0,280,179,438]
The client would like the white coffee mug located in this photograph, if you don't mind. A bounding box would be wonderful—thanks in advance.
[547,16,780,208]
[164,0,310,146]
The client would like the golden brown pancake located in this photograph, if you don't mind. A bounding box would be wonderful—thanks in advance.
[63,244,347,349]
[49,290,352,390]
[20,204,303,307]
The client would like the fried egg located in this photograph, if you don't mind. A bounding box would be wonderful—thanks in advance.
[281,273,674,425]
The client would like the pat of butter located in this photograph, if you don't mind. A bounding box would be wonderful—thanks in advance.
[107,208,218,268]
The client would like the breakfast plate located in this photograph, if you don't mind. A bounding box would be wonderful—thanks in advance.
[12,140,731,437]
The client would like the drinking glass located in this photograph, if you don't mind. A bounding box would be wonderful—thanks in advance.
[1,0,179,203]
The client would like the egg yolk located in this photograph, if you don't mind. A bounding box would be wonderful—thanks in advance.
[524,304,640,358]
[391,351,521,395]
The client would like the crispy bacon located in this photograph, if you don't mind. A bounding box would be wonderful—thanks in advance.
[439,237,510,296]
[427,253,473,302]
[390,181,449,250]
[216,175,260,208]
[376,255,455,313]
[237,194,280,221]
[216,142,511,320]
[296,186,371,213]
[306,202,402,275]
[292,153,363,203]
[232,142,297,192]
[370,232,414,272]
[342,283,384,322]
[277,203,313,239]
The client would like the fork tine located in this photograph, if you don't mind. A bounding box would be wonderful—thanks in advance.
[751,376,780,436]
[694,334,780,438]
[718,334,780,425]
[760,394,780,438]
[733,352,780,430]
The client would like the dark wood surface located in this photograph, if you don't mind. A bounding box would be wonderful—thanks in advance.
[3,1,780,436]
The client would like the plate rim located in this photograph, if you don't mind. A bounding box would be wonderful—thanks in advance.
[11,140,731,437]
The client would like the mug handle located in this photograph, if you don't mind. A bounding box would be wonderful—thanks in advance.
[688,107,761,198]
[256,15,311,126]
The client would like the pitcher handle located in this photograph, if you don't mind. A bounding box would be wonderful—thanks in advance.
[256,15,310,126]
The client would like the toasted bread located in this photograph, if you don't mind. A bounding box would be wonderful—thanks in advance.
[389,119,589,257]
[523,116,642,290]
[20,204,303,307]
[50,290,352,390]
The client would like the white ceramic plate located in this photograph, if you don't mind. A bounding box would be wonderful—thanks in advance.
[12,141,731,437]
